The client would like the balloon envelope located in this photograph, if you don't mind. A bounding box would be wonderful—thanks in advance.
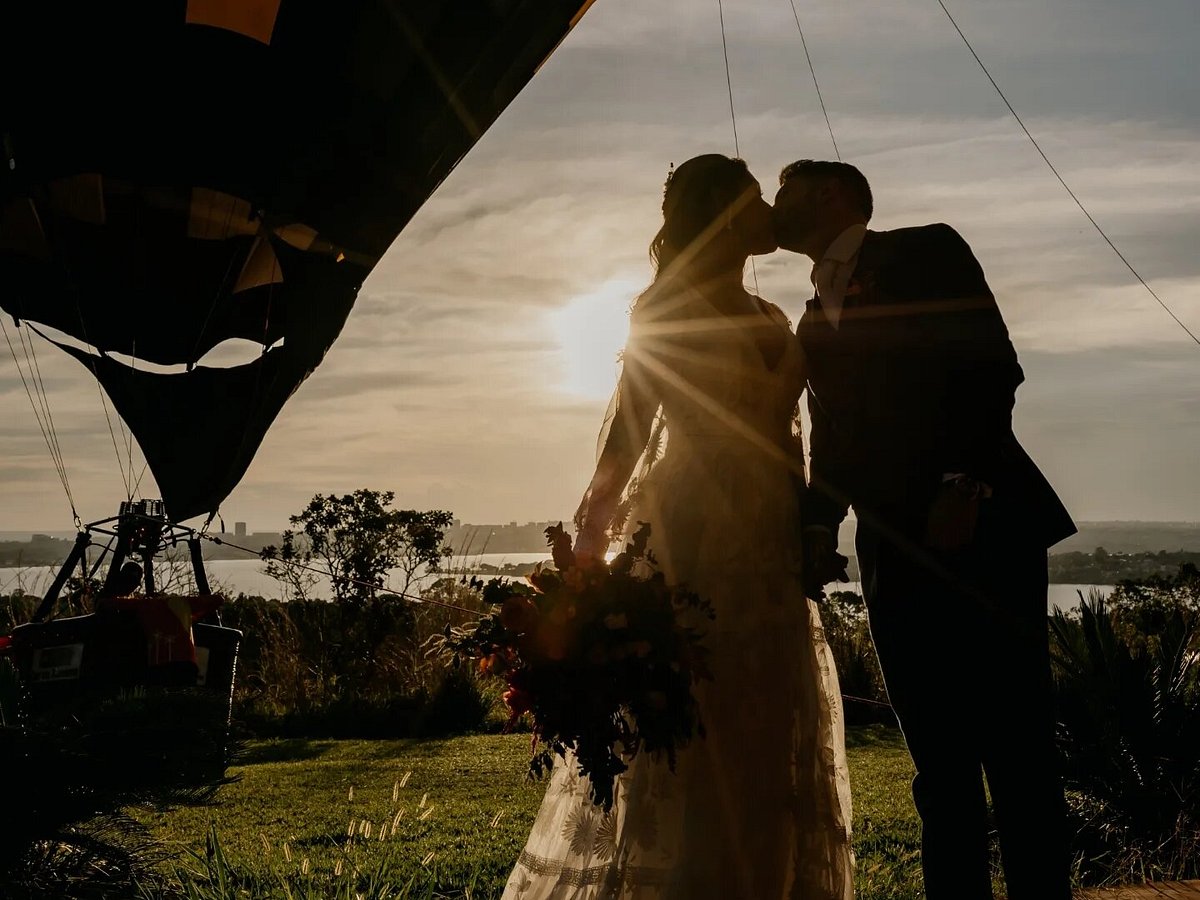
[0,0,595,521]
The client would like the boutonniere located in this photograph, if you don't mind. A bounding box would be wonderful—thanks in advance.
[844,269,876,297]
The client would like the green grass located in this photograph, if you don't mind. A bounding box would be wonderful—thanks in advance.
[137,726,924,898]
[845,726,924,899]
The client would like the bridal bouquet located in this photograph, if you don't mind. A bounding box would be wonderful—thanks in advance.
[437,522,714,810]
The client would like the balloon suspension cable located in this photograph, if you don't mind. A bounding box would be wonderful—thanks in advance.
[68,304,133,497]
[22,321,68,487]
[227,269,278,500]
[88,533,117,580]
[130,461,151,500]
[124,340,138,498]
[2,317,77,521]
[935,0,1200,349]
[197,532,486,616]
[787,0,841,160]
[717,0,740,159]
[189,201,245,366]
[716,0,760,295]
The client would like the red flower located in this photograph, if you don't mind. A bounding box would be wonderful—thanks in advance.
[503,686,533,717]
[538,622,572,661]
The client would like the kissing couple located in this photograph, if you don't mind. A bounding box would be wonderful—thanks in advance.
[503,155,1076,900]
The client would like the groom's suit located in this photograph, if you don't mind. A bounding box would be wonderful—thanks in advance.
[797,223,1075,900]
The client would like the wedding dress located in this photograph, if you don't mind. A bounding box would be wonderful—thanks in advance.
[502,286,854,900]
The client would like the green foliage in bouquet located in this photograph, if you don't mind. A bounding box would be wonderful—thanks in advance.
[435,522,714,810]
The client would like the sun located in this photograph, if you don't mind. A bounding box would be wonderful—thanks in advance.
[550,277,645,399]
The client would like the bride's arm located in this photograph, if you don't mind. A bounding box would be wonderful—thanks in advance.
[573,325,659,557]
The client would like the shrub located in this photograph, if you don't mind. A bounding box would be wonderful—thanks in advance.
[220,576,496,738]
[817,590,892,725]
[1050,574,1200,885]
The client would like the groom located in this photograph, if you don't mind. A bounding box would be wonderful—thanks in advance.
[774,160,1076,899]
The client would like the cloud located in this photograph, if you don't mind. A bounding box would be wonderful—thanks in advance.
[1015,343,1200,521]
[2,0,1197,531]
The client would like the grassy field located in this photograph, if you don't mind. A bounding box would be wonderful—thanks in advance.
[138,725,925,898]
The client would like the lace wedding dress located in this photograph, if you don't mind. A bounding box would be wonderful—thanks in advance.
[502,287,854,900]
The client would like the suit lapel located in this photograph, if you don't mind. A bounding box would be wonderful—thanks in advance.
[839,230,889,325]
[799,230,888,336]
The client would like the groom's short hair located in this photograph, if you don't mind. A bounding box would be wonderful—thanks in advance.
[779,160,873,220]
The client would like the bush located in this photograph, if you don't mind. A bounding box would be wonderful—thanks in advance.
[817,590,893,725]
[221,576,496,738]
[1050,573,1200,886]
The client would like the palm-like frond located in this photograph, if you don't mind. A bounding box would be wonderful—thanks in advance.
[1051,584,1200,884]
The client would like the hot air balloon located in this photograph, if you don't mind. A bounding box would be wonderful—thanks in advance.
[0,0,596,716]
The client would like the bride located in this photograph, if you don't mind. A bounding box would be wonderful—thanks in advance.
[502,154,854,899]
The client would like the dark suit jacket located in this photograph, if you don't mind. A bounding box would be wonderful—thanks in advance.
[796,223,1075,549]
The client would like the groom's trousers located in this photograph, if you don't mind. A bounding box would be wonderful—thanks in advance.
[855,505,1072,900]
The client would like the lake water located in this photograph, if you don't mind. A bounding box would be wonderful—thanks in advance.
[0,554,1108,613]
[0,553,554,604]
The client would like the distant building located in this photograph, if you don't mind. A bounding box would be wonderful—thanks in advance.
[235,522,247,537]
[445,519,574,554]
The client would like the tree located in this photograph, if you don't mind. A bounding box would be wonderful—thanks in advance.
[262,490,453,603]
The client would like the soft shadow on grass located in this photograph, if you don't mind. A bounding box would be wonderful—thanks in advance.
[236,737,338,766]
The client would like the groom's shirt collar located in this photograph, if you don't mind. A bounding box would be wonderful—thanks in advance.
[810,223,868,330]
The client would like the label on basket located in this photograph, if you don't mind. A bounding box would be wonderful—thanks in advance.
[31,643,84,682]
[195,646,210,687]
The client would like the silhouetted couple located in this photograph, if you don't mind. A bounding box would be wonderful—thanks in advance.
[505,155,1075,900]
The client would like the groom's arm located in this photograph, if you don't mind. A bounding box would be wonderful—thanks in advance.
[801,387,851,535]
[921,224,1024,488]
[800,388,851,594]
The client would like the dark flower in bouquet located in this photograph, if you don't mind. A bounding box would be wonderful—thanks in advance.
[438,522,714,809]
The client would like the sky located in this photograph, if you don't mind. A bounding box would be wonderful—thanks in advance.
[2,0,1198,533]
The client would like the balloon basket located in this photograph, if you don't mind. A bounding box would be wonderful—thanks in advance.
[1,614,240,720]
[0,502,242,771]
[0,613,241,779]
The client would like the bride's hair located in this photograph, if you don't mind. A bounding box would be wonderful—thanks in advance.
[651,154,751,271]
[636,154,753,312]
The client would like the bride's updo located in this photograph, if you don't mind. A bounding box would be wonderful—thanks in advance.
[649,154,754,282]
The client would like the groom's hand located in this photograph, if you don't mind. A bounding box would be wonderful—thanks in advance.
[924,482,981,551]
[802,526,850,599]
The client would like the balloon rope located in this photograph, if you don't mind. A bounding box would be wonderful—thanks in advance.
[786,0,841,160]
[717,0,740,158]
[198,532,492,615]
[2,318,77,520]
[124,340,137,498]
[188,194,244,366]
[935,0,1200,349]
[716,0,761,295]
[20,320,70,502]
[69,306,133,498]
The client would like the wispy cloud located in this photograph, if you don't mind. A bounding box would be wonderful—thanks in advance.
[2,0,1196,530]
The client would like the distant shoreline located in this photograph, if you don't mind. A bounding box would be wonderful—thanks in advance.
[4,520,1200,580]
